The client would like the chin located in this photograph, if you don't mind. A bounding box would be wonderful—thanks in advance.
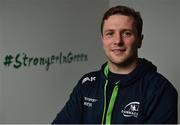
[113,61,127,66]
[109,56,133,65]
[109,58,127,65]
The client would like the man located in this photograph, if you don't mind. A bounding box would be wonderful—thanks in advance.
[52,5,178,124]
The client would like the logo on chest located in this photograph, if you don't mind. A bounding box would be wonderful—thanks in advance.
[83,96,98,107]
[121,102,140,118]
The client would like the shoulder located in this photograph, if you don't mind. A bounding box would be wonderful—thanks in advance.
[141,72,178,123]
[72,70,102,92]
[72,70,102,96]
[145,71,176,90]
[78,70,101,85]
[142,71,178,101]
[77,63,107,85]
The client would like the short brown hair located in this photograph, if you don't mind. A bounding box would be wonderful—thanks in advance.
[101,5,143,37]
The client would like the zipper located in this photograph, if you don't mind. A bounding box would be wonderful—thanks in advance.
[102,64,119,124]
[105,82,119,124]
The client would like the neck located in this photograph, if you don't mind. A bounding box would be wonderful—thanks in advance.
[108,58,138,74]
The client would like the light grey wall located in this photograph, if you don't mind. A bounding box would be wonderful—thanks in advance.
[0,0,108,123]
[1,0,178,123]
[110,0,180,122]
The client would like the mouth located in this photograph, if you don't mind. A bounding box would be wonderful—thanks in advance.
[112,48,126,54]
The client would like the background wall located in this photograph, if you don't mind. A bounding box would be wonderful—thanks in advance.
[0,0,107,123]
[0,0,179,123]
[109,0,180,122]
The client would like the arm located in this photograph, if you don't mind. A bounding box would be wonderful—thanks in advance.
[143,77,178,124]
[52,82,83,124]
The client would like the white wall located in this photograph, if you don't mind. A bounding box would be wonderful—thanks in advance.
[110,0,180,122]
[1,0,178,123]
[0,0,108,123]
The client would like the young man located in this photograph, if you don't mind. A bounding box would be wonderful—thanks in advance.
[52,5,178,124]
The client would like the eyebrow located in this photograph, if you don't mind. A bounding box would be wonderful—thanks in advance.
[103,29,134,33]
[103,29,114,33]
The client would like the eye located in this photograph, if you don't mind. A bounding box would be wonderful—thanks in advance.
[121,31,133,38]
[104,31,114,38]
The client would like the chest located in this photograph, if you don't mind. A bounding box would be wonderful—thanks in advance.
[81,82,143,124]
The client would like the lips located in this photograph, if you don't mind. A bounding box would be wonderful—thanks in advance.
[112,48,126,53]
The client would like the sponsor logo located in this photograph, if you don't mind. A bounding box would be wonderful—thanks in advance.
[83,96,98,107]
[82,76,96,84]
[121,102,140,118]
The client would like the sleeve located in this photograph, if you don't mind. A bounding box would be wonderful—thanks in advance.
[52,81,83,124]
[143,77,178,124]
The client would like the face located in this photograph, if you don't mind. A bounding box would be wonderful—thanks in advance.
[102,15,142,67]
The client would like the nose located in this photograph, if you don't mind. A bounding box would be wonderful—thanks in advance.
[114,32,123,45]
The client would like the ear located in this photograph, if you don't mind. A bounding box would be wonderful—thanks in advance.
[137,34,144,48]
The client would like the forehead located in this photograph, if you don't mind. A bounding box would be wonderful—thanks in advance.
[103,15,136,31]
